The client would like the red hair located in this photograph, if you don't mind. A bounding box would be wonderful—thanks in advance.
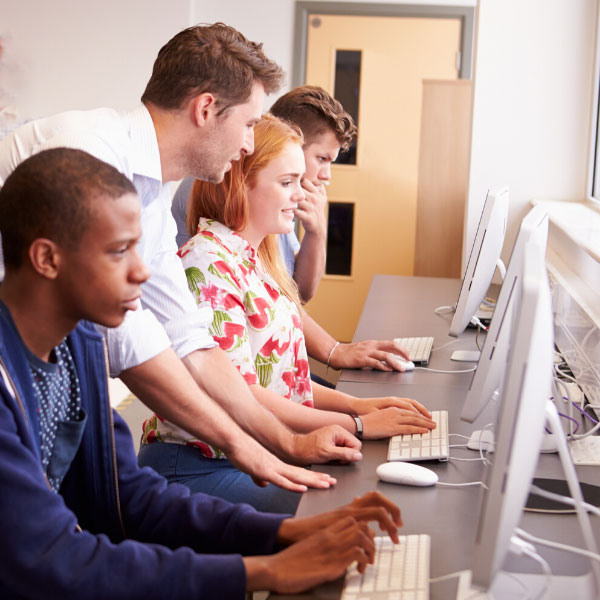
[187,114,304,306]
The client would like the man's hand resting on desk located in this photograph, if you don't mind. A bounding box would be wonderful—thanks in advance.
[226,435,338,491]
[289,424,363,465]
[330,339,411,371]
[244,492,401,594]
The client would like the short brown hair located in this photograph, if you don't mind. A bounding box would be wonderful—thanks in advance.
[142,23,284,113]
[0,148,136,270]
[270,85,356,151]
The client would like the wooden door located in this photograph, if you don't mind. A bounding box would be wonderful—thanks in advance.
[304,14,461,341]
[415,79,473,278]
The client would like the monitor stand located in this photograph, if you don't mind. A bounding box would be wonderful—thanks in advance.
[454,401,600,600]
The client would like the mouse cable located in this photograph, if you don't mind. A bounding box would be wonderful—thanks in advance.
[447,456,490,463]
[529,484,600,518]
[429,569,524,600]
[508,536,552,600]
[515,527,600,564]
[553,363,578,384]
[434,305,455,315]
[436,480,488,489]
[429,569,472,585]
[415,366,477,373]
[431,339,461,352]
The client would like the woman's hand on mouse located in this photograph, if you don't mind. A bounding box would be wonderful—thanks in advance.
[328,339,411,370]
[347,396,431,419]
[361,407,436,439]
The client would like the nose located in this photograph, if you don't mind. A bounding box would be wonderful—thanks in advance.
[130,250,150,285]
[318,162,331,183]
[292,182,305,203]
[241,128,255,156]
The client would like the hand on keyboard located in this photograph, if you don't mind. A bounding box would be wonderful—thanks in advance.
[278,491,401,546]
[250,517,376,594]
[328,339,411,371]
[255,492,402,594]
[348,396,432,419]
[361,406,436,439]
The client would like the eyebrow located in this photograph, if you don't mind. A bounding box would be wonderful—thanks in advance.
[280,172,303,178]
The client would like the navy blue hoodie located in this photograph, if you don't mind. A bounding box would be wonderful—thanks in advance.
[0,305,286,599]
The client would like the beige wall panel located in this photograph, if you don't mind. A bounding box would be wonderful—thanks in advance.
[415,79,473,278]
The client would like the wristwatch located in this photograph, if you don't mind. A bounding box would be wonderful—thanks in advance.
[352,415,363,440]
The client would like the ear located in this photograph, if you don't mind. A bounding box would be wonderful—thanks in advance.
[28,238,61,280]
[190,93,217,127]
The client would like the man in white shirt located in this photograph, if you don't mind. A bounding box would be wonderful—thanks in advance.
[0,24,363,493]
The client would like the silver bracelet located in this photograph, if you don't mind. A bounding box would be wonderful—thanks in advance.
[326,341,340,369]
[352,415,363,440]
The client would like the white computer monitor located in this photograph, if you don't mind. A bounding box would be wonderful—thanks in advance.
[461,205,549,423]
[449,187,509,338]
[469,239,554,592]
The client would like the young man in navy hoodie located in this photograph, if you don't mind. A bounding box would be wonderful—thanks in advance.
[0,148,401,599]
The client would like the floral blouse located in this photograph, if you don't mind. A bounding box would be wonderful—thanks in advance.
[141,218,313,458]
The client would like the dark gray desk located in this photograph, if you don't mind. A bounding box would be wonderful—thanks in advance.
[271,275,599,599]
[338,275,481,388]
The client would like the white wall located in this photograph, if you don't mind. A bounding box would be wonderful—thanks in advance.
[467,0,597,273]
[1,0,189,118]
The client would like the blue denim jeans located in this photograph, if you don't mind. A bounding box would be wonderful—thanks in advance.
[138,442,301,514]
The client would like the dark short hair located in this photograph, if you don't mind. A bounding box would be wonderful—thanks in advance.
[270,85,356,151]
[0,148,136,270]
[141,23,284,113]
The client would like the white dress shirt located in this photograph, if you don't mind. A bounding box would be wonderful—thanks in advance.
[0,105,216,376]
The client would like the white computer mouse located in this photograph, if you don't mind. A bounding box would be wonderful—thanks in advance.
[388,356,415,371]
[376,461,438,487]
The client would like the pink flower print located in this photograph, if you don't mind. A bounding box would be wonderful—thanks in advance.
[247,296,274,330]
[213,260,238,280]
[240,370,259,385]
[264,282,280,302]
[214,321,246,351]
[200,230,231,254]
[223,292,244,311]
[295,358,310,380]
[201,283,223,309]
[281,370,294,400]
[291,313,303,331]
[259,329,291,359]
[185,440,217,458]
[177,246,191,259]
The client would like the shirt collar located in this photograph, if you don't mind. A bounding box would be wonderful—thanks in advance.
[197,218,257,262]
[120,105,162,182]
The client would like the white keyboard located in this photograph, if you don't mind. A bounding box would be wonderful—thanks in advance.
[387,411,449,462]
[569,435,600,465]
[393,337,434,365]
[342,534,430,600]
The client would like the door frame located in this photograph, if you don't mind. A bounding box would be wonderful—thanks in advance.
[292,2,476,86]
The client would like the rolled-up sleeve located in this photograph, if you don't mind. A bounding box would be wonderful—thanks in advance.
[96,308,171,377]
[136,184,217,360]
